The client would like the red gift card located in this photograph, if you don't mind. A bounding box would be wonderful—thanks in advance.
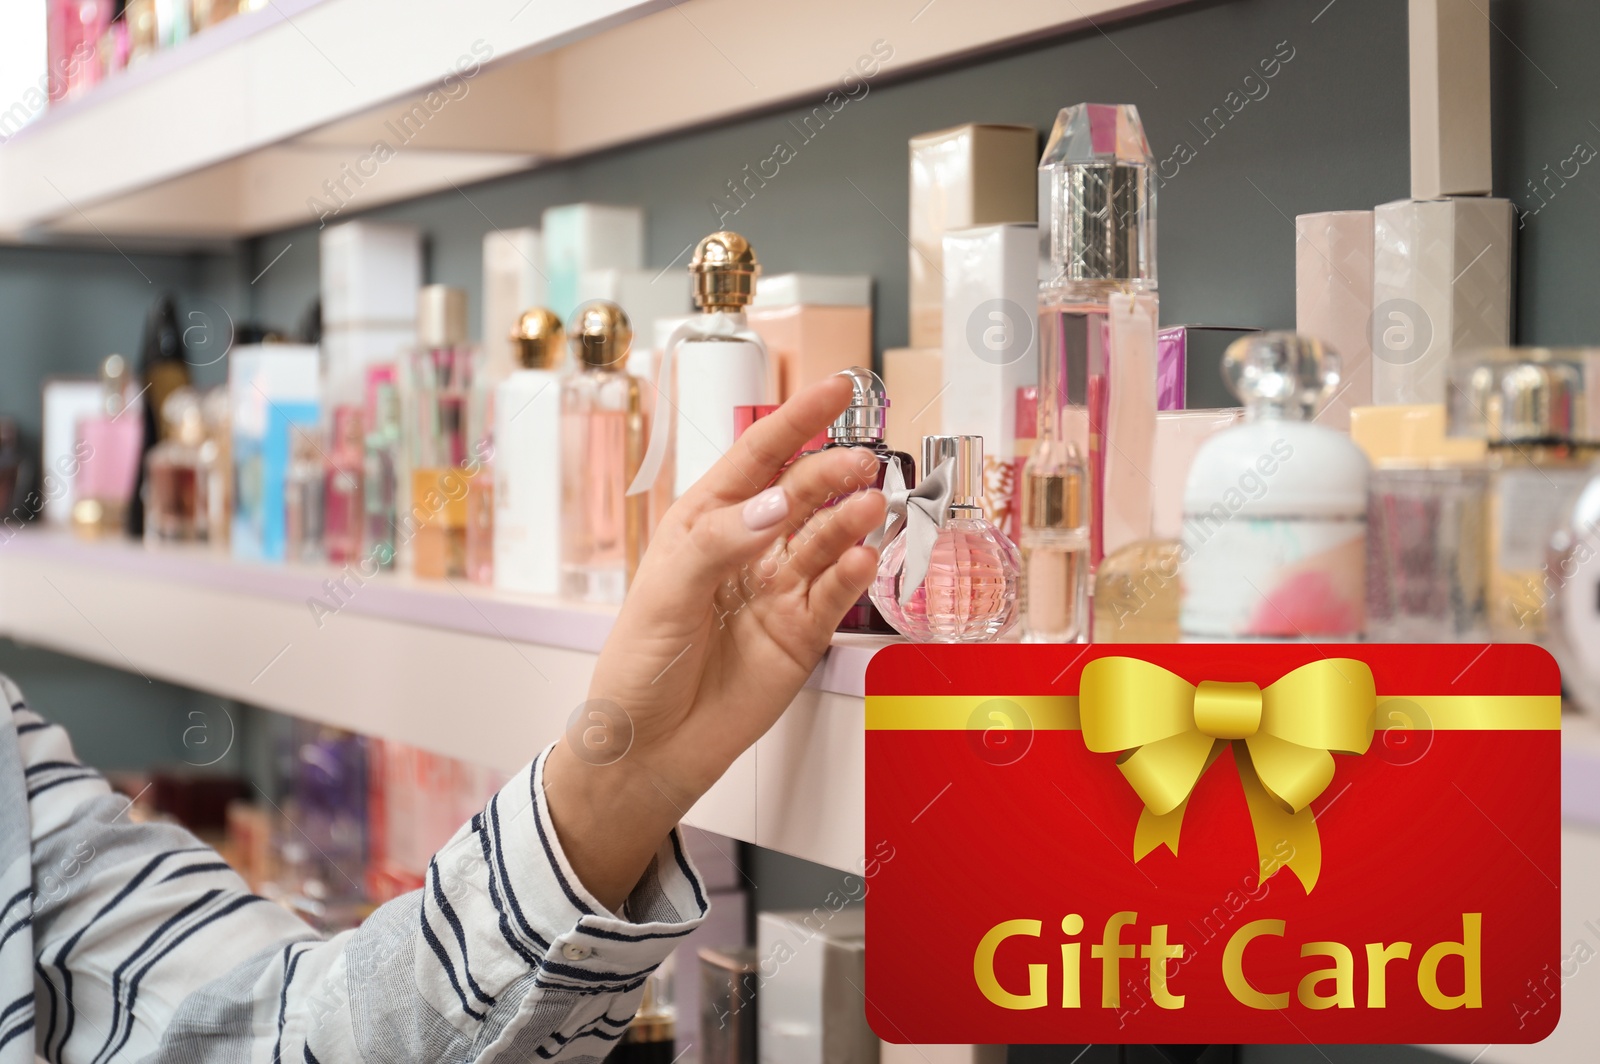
[864,644,1561,1045]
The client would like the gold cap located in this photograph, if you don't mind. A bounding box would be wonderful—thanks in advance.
[418,285,469,348]
[567,300,633,369]
[510,307,565,370]
[691,231,759,311]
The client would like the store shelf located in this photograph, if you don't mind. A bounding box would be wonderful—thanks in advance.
[0,0,1185,241]
[0,527,887,871]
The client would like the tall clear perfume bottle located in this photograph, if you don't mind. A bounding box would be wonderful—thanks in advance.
[407,285,477,580]
[1019,437,1089,643]
[1035,103,1159,638]
[285,426,325,564]
[1447,348,1600,640]
[201,386,231,551]
[871,435,1021,643]
[364,369,401,570]
[825,367,916,633]
[73,353,144,536]
[323,405,365,565]
[144,387,207,543]
[561,301,648,602]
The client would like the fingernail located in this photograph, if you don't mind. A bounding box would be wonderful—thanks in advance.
[742,486,789,531]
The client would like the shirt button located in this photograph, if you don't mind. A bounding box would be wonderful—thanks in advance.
[561,943,591,961]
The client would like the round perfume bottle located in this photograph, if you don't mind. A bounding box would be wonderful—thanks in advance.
[870,435,1021,643]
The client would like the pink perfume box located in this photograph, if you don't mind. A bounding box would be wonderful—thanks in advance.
[1157,325,1259,410]
[748,273,872,400]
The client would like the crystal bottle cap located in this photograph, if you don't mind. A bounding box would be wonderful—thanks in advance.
[1448,348,1596,444]
[1223,332,1340,421]
[511,307,565,370]
[418,285,469,348]
[829,366,890,443]
[1039,103,1156,285]
[922,434,984,510]
[691,232,759,312]
[568,300,633,369]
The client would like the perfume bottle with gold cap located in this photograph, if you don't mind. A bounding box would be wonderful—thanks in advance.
[406,285,480,580]
[628,231,770,501]
[495,307,567,596]
[1447,348,1600,640]
[562,301,648,602]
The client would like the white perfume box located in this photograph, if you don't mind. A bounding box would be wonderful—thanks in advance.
[756,908,878,1064]
[493,365,564,596]
[754,273,872,308]
[577,268,691,342]
[541,203,644,321]
[320,221,422,328]
[482,228,545,381]
[40,378,106,525]
[1409,0,1492,199]
[882,347,942,460]
[1372,197,1513,406]
[1296,209,1375,430]
[230,345,321,563]
[320,326,413,412]
[940,224,1039,463]
[909,124,1038,349]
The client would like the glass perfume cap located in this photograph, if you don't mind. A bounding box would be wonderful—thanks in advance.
[1039,103,1156,285]
[1448,347,1598,444]
[1222,332,1340,421]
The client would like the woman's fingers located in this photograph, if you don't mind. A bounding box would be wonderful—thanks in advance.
[786,487,887,584]
[680,376,853,508]
[808,545,882,627]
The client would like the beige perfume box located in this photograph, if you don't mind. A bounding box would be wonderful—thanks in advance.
[883,347,941,459]
[909,123,1037,349]
[1409,0,1492,199]
[1296,209,1374,430]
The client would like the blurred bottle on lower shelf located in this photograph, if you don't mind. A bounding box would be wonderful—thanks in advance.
[613,967,676,1064]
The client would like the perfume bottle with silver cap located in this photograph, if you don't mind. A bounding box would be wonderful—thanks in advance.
[823,367,915,632]
[561,301,648,602]
[1034,103,1160,635]
[1447,348,1600,640]
[870,434,1021,643]
[628,232,770,502]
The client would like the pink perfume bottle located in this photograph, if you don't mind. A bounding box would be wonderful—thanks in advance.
[870,435,1021,643]
[323,405,365,565]
[74,353,144,535]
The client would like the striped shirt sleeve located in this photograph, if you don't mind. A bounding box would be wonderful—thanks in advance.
[8,686,707,1064]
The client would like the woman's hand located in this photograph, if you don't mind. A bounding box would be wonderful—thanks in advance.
[544,376,888,909]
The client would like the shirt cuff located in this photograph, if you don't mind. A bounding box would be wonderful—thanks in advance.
[432,744,709,1001]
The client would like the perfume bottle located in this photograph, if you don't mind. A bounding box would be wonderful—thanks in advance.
[825,367,916,633]
[407,285,477,580]
[144,388,207,543]
[284,426,325,564]
[1548,465,1600,715]
[495,308,566,596]
[128,294,192,537]
[73,353,144,536]
[1180,334,1370,641]
[323,405,365,565]
[1447,348,1599,640]
[464,378,496,586]
[1018,432,1090,643]
[364,368,401,570]
[613,966,675,1064]
[871,435,1021,643]
[1036,103,1160,584]
[1093,539,1181,641]
[200,387,231,550]
[629,232,770,501]
[561,301,648,602]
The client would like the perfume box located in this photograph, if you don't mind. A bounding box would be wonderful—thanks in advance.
[1409,0,1492,199]
[229,344,320,563]
[941,224,1039,520]
[883,347,942,460]
[320,221,422,328]
[40,377,107,525]
[1296,210,1374,430]
[749,273,873,400]
[541,203,644,320]
[482,227,545,381]
[865,643,1561,1044]
[576,267,691,345]
[757,908,879,1064]
[1371,196,1513,406]
[909,124,1037,349]
[1157,325,1259,411]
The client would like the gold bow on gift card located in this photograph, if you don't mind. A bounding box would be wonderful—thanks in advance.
[1079,657,1377,894]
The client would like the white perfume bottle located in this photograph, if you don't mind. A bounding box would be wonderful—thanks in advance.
[494,308,566,596]
[1179,333,1370,641]
[629,231,769,501]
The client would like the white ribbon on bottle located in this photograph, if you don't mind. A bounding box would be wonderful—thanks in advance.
[626,312,768,496]
[866,459,954,606]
